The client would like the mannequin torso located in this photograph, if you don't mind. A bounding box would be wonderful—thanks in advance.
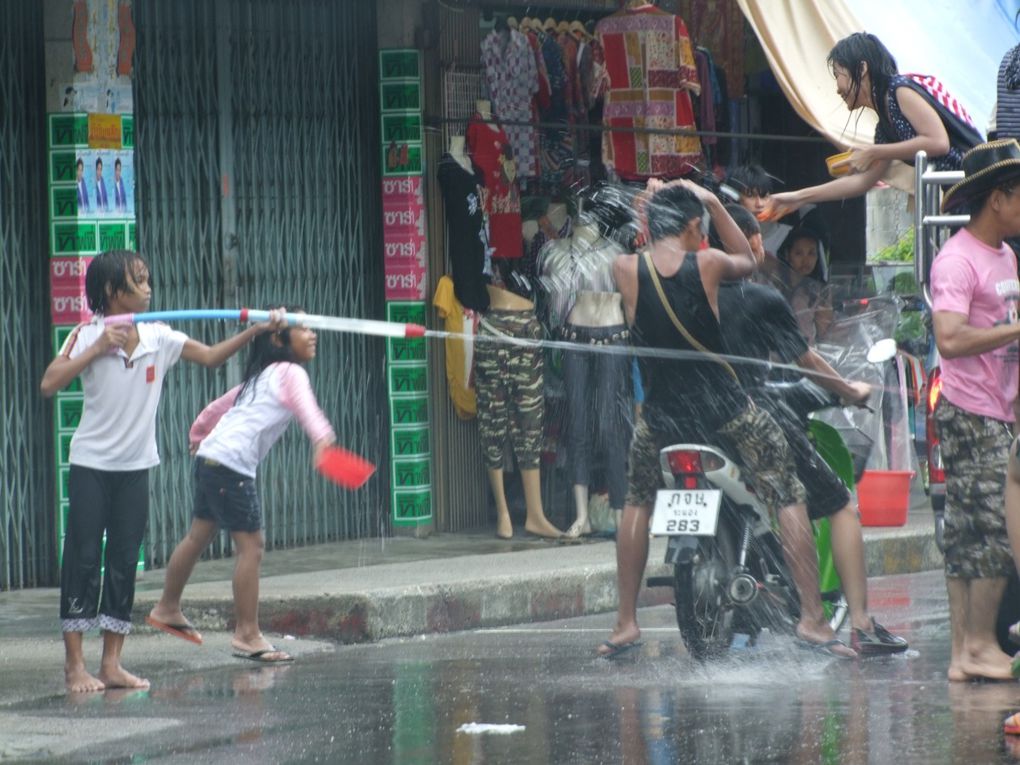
[487,283,534,311]
[539,221,624,328]
[448,136,472,172]
[476,99,495,126]
[568,290,624,328]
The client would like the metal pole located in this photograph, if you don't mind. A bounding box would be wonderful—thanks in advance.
[215,0,240,382]
[914,150,927,307]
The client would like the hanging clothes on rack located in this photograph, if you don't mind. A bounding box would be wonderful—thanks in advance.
[693,47,717,166]
[596,3,703,180]
[481,27,539,179]
[466,114,523,261]
[537,26,573,190]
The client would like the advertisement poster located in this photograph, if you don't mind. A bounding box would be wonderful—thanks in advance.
[64,149,134,218]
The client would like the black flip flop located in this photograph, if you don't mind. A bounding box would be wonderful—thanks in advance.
[232,646,294,663]
[795,637,855,659]
[598,640,643,660]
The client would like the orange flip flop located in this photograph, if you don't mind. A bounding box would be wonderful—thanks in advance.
[145,615,203,645]
[1004,712,1020,735]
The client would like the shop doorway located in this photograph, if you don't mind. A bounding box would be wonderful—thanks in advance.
[133,0,388,565]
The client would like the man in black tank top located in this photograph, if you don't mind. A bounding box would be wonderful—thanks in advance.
[597,181,857,660]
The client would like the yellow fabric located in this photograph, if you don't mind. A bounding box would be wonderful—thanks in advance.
[432,276,476,419]
[735,0,915,192]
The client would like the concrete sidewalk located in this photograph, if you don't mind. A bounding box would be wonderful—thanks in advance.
[0,502,941,645]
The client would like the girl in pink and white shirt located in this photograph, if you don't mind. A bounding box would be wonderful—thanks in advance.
[147,309,335,664]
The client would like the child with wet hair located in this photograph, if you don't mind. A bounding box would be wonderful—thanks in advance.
[147,307,336,664]
[40,249,282,694]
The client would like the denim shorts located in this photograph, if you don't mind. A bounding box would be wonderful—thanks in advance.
[193,458,262,532]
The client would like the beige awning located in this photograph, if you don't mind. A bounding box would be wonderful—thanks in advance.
[735,0,924,190]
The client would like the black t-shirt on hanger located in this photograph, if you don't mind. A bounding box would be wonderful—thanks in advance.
[436,153,491,312]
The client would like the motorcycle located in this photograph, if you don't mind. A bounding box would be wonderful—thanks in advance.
[646,341,895,661]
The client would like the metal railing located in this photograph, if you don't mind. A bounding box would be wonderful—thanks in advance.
[913,150,967,308]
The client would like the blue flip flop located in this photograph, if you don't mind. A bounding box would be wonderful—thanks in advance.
[599,639,642,660]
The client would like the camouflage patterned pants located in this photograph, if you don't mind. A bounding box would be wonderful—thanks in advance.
[935,397,1014,579]
[474,310,544,470]
[626,403,805,511]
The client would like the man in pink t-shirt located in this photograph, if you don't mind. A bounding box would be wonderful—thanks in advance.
[931,139,1020,682]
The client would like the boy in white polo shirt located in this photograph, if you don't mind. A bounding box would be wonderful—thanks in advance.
[40,249,282,694]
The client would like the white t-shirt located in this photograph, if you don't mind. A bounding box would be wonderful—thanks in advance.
[192,362,336,478]
[64,318,189,470]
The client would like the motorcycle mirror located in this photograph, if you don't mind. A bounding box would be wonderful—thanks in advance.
[866,338,898,364]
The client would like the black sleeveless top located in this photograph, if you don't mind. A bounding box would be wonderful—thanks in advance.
[632,251,748,434]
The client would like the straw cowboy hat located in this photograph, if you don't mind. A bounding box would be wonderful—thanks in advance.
[941,138,1020,212]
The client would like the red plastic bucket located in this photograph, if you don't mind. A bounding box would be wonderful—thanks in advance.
[856,470,913,527]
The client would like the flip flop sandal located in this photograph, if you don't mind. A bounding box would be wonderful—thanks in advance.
[597,640,643,660]
[1005,712,1020,735]
[232,646,294,664]
[145,615,203,645]
[795,637,856,659]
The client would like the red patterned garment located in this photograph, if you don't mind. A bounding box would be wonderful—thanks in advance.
[596,4,702,180]
[526,30,551,113]
[466,115,523,260]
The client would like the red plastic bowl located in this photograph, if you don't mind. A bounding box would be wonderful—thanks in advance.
[857,470,914,527]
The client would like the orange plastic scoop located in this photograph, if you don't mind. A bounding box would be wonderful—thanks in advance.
[316,446,376,489]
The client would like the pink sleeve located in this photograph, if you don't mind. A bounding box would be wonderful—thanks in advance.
[931,252,976,316]
[276,364,336,444]
[189,385,242,449]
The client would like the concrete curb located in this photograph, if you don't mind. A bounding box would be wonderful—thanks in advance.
[131,523,939,644]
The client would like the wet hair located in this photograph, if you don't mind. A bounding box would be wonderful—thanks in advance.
[827,33,899,128]
[708,204,760,250]
[727,164,773,197]
[235,305,306,403]
[84,249,148,314]
[646,185,704,243]
[725,204,760,238]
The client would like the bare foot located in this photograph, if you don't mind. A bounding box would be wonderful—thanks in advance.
[495,517,513,540]
[947,664,975,682]
[524,517,564,539]
[565,518,592,538]
[98,665,150,689]
[66,666,105,694]
[954,644,1015,681]
[597,623,641,657]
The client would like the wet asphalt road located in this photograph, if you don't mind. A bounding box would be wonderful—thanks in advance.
[6,569,1020,764]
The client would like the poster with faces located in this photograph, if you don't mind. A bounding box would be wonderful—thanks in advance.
[75,149,133,217]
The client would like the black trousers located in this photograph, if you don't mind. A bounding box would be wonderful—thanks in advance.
[60,465,149,634]
[561,324,633,509]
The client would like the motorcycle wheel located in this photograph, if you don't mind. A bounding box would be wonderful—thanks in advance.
[673,521,738,661]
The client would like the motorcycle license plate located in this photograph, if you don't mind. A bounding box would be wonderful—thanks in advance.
[651,490,721,536]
